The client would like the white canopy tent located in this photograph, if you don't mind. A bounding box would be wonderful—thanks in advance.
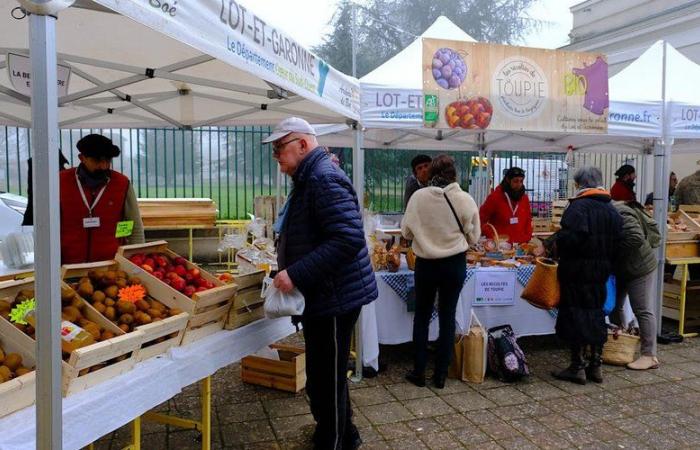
[0,0,361,447]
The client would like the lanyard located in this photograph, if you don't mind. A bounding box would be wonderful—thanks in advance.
[504,192,519,217]
[75,171,109,217]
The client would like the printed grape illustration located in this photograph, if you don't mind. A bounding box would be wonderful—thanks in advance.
[432,48,467,90]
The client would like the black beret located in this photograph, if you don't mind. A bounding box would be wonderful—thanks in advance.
[76,134,120,159]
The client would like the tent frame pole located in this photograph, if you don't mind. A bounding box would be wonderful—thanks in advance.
[28,8,64,450]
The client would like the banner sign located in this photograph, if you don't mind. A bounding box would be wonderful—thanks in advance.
[93,0,360,120]
[671,103,700,138]
[8,53,71,97]
[422,38,608,133]
[473,271,516,306]
[361,86,423,127]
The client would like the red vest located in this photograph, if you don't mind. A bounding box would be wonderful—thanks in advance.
[60,168,130,264]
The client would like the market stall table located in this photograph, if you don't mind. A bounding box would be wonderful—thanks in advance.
[0,318,295,450]
[360,264,557,371]
[663,256,700,337]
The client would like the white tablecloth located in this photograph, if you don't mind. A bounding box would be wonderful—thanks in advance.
[360,267,633,371]
[0,318,296,450]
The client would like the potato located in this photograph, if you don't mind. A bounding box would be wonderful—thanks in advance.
[119,314,134,325]
[15,366,31,377]
[104,286,119,299]
[0,365,11,382]
[118,323,130,333]
[104,306,116,321]
[92,290,106,303]
[93,302,106,314]
[4,353,22,371]
[116,301,136,315]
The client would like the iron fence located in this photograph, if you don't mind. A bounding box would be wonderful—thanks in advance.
[1,126,648,219]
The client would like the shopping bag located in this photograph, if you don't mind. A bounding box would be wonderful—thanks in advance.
[448,334,465,379]
[487,324,529,382]
[262,277,305,319]
[461,311,488,383]
[521,257,560,310]
[603,275,616,316]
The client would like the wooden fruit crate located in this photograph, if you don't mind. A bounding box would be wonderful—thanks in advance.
[667,210,700,241]
[666,241,700,259]
[532,218,552,233]
[137,198,217,228]
[551,200,567,229]
[117,241,237,345]
[0,315,36,418]
[225,270,266,330]
[62,261,190,362]
[241,344,306,393]
[0,278,143,397]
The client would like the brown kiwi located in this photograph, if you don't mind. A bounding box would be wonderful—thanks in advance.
[169,308,183,316]
[135,300,150,312]
[93,302,107,314]
[61,306,81,323]
[15,366,31,377]
[0,347,5,363]
[119,314,134,325]
[115,278,128,289]
[60,286,75,301]
[0,365,11,382]
[116,270,128,280]
[83,323,101,340]
[128,276,143,286]
[78,282,94,297]
[118,323,130,332]
[151,300,166,311]
[104,286,119,299]
[101,330,115,340]
[147,308,162,319]
[92,290,106,303]
[70,296,83,309]
[104,298,116,307]
[116,301,136,315]
[4,353,22,371]
[104,306,116,321]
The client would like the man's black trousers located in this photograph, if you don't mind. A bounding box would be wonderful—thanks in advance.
[302,307,361,450]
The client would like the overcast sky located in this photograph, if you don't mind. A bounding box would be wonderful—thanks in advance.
[252,0,581,52]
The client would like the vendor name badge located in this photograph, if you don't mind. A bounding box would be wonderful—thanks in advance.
[473,270,516,306]
[83,217,100,228]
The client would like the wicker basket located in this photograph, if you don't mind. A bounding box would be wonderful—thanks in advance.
[602,331,640,366]
[520,257,560,309]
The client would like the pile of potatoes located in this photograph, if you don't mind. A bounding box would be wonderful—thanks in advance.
[69,269,183,333]
[0,345,33,383]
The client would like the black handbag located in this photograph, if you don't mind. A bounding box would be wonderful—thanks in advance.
[487,324,529,382]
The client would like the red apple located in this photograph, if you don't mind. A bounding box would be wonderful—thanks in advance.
[174,265,188,277]
[195,286,208,292]
[171,277,186,292]
[155,255,168,268]
[130,254,144,266]
[153,271,164,280]
[185,273,194,283]
[196,278,209,288]
[163,278,172,286]
[183,286,196,297]
[144,258,155,268]
[204,281,215,289]
[188,268,201,280]
[173,257,188,266]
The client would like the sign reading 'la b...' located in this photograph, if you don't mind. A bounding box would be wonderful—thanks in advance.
[7,53,71,98]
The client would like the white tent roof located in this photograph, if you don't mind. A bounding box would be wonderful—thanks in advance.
[0,0,360,129]
[361,16,476,90]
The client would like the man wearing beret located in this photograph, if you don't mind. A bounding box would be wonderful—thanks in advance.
[59,134,144,264]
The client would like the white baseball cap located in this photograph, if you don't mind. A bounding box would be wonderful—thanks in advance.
[262,117,317,144]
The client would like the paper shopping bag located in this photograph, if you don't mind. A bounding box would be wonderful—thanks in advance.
[461,311,488,383]
[448,334,465,379]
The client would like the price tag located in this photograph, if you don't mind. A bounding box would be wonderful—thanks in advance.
[510,217,519,225]
[115,220,134,238]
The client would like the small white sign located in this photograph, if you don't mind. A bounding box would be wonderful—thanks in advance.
[473,270,516,306]
[7,53,71,97]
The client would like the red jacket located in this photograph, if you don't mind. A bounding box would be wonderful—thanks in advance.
[479,185,533,244]
[610,180,636,202]
[60,168,130,264]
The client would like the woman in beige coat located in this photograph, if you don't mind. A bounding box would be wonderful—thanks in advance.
[401,155,481,388]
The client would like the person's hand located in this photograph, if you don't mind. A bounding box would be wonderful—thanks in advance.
[273,270,294,293]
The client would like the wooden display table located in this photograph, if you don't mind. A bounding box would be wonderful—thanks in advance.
[663,257,700,337]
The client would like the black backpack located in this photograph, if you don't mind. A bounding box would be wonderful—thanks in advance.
[487,324,529,382]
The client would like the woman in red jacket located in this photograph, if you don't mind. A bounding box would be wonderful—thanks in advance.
[479,167,533,244]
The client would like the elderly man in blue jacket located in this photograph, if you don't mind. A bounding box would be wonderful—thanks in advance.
[265,117,378,450]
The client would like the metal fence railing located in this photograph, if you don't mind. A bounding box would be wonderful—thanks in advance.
[1,126,648,219]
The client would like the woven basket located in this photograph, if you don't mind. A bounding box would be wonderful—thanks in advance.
[602,331,640,366]
[520,257,560,309]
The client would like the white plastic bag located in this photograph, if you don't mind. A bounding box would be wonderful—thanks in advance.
[261,277,305,318]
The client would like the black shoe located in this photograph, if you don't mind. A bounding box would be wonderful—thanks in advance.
[586,345,603,383]
[405,370,426,387]
[432,372,446,389]
[342,427,362,450]
[552,366,587,385]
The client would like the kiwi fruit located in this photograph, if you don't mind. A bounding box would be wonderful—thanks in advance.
[15,366,31,377]
[115,278,128,289]
[0,366,11,382]
[104,298,116,307]
[135,300,150,312]
[70,296,83,309]
[92,290,106,303]
[170,308,183,316]
[104,286,119,299]
[60,287,75,301]
[61,306,82,323]
[116,301,136,315]
[4,353,22,371]
[147,308,162,319]
[129,276,143,286]
[151,301,166,311]
[118,314,134,325]
[83,323,101,340]
[104,306,116,321]
[93,302,106,314]
[101,331,115,340]
[0,348,4,363]
[118,324,130,333]
[78,282,94,297]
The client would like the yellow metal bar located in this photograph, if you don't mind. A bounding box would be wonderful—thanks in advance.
[188,228,194,262]
[680,263,688,336]
[201,376,212,450]
[143,412,201,430]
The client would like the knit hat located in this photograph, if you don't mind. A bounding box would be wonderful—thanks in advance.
[76,134,121,159]
[614,164,635,178]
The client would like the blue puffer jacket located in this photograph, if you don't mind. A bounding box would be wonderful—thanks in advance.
[277,147,378,318]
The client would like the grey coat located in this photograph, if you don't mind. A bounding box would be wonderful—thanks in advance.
[676,170,700,206]
[613,201,661,282]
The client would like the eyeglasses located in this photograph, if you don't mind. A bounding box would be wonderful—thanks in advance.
[272,138,300,155]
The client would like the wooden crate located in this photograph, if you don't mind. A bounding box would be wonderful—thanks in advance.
[532,218,551,233]
[666,241,700,259]
[117,241,237,345]
[551,200,568,226]
[0,278,143,397]
[0,316,36,418]
[62,260,190,362]
[225,270,266,330]
[241,344,306,393]
[667,210,700,241]
[138,198,217,228]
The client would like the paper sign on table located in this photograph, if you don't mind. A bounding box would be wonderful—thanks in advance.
[473,270,516,306]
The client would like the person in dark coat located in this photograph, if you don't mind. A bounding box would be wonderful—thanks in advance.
[403,154,432,208]
[267,117,377,450]
[21,150,70,226]
[552,166,622,385]
[610,164,636,202]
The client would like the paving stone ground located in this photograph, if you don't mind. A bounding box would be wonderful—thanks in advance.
[94,328,700,449]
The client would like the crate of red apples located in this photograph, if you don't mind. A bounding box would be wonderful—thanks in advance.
[116,241,238,345]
